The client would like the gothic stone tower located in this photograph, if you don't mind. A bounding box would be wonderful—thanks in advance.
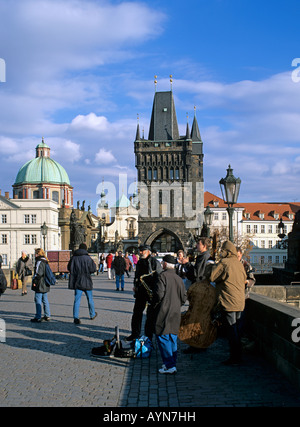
[134,89,204,252]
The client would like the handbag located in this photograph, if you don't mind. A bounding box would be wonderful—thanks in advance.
[25,266,32,276]
[11,278,18,290]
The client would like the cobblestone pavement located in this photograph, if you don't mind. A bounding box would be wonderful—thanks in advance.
[0,275,299,407]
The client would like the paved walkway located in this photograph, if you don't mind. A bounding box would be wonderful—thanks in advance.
[0,275,299,407]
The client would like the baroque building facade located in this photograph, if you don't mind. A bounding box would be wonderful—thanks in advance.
[134,89,204,253]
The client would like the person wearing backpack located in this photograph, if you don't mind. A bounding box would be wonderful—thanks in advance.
[31,248,51,322]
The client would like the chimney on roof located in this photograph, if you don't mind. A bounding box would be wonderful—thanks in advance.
[5,191,9,199]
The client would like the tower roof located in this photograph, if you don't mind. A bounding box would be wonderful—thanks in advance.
[148,91,180,141]
[191,111,202,142]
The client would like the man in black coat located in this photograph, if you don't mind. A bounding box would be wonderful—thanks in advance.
[126,245,163,341]
[111,251,126,291]
[68,243,97,324]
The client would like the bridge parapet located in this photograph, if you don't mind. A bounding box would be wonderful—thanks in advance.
[246,293,300,390]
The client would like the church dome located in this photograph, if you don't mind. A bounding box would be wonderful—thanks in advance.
[14,139,70,186]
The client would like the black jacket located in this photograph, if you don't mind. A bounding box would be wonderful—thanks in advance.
[112,256,126,275]
[32,256,50,293]
[186,250,211,283]
[68,249,96,291]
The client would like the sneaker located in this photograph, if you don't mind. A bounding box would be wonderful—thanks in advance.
[158,366,177,374]
[30,318,41,323]
[74,318,81,325]
[90,312,98,320]
[116,288,119,291]
[42,316,51,321]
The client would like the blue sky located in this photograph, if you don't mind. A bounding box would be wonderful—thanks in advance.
[0,0,300,212]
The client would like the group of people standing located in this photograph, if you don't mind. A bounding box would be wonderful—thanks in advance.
[98,251,137,289]
[2,236,255,375]
[124,238,255,373]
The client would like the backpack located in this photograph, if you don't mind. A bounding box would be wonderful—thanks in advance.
[44,263,56,286]
[134,336,153,358]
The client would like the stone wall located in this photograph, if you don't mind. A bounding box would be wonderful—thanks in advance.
[246,293,300,390]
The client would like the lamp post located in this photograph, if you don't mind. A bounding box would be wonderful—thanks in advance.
[277,218,288,249]
[219,165,241,243]
[203,204,214,237]
[41,221,48,251]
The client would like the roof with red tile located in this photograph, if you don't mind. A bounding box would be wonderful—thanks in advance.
[204,191,300,222]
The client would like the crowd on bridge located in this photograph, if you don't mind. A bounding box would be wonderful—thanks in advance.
[0,237,255,375]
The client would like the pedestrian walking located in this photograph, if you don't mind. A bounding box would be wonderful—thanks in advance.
[210,240,247,365]
[112,251,126,291]
[106,252,113,279]
[31,248,51,322]
[124,252,133,278]
[126,244,163,342]
[98,253,105,274]
[68,243,97,325]
[153,255,187,374]
[16,251,33,296]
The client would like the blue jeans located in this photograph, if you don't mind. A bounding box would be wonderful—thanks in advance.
[98,264,104,273]
[34,292,51,319]
[115,274,124,290]
[73,289,95,319]
[156,334,178,369]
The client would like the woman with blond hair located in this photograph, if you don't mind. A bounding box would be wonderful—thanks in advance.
[31,248,51,322]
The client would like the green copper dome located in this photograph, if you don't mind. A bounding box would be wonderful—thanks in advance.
[14,139,71,186]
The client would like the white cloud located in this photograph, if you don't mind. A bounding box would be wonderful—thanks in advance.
[95,148,117,165]
[70,113,109,132]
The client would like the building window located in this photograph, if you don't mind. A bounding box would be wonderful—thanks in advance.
[24,214,30,224]
[169,168,174,180]
[1,234,7,244]
[268,240,273,249]
[153,168,158,181]
[275,255,280,264]
[254,225,258,233]
[268,256,272,264]
[214,213,219,220]
[33,190,40,199]
[268,225,273,234]
[52,191,59,203]
[31,235,37,245]
[1,214,7,224]
[261,225,265,234]
[246,225,251,233]
[175,168,179,180]
[148,169,152,180]
[31,214,36,224]
[2,254,7,266]
[222,212,226,220]
[261,240,265,248]
[24,235,30,244]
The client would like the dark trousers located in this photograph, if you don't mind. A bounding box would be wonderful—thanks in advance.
[224,311,242,362]
[131,288,157,340]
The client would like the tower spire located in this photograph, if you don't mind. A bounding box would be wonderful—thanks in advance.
[191,106,202,142]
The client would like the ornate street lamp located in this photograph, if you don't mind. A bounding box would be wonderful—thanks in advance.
[277,218,288,249]
[41,221,48,251]
[219,165,241,242]
[203,204,214,237]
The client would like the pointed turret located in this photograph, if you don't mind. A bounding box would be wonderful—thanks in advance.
[148,91,180,141]
[191,108,202,142]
